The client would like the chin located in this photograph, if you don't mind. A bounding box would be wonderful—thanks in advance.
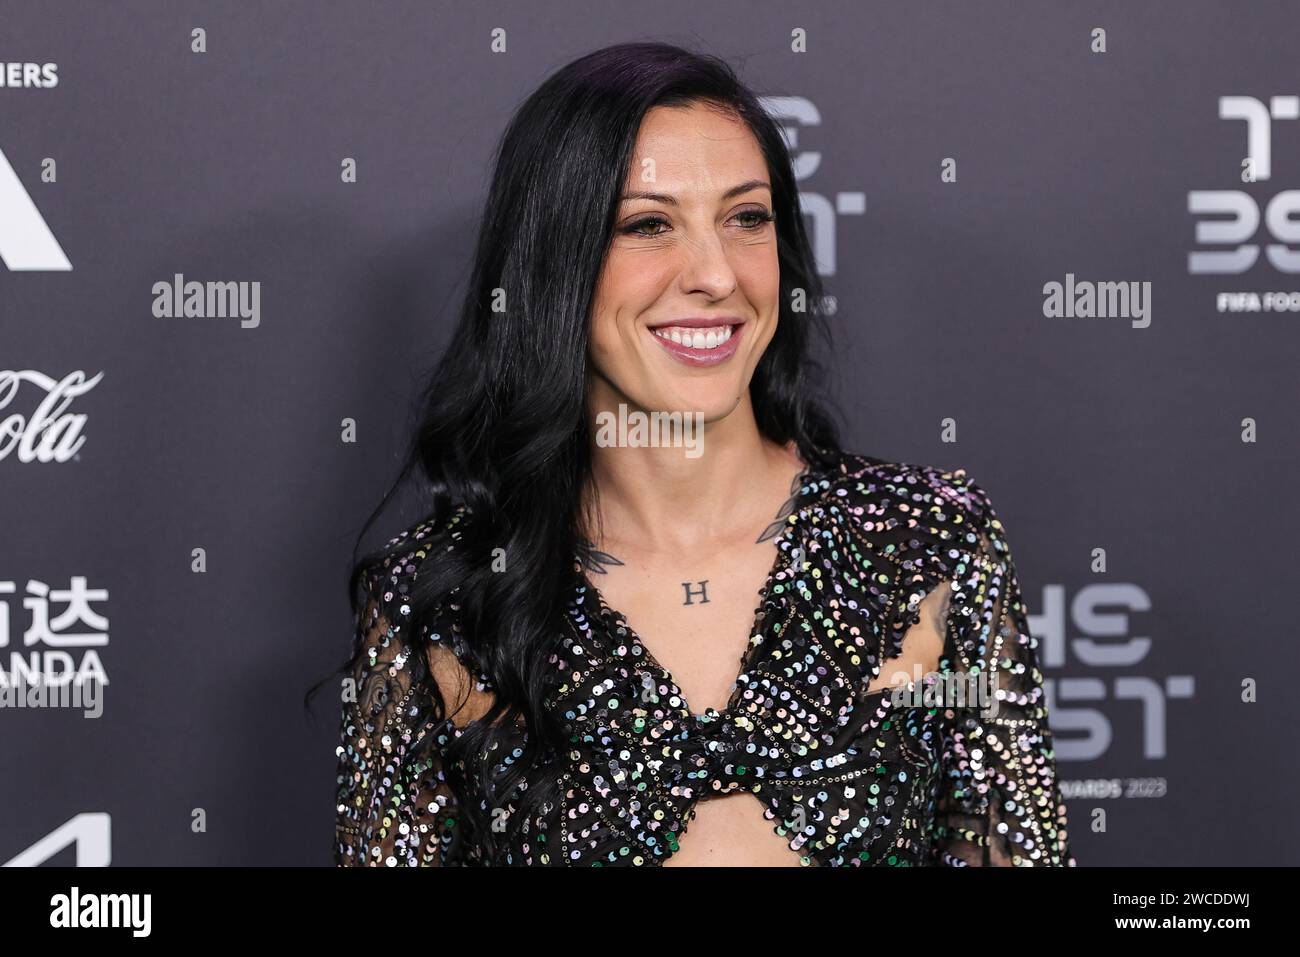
[645,383,745,422]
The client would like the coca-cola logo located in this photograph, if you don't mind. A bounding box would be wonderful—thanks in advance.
[0,370,103,463]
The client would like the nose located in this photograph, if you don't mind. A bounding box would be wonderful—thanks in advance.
[677,228,739,301]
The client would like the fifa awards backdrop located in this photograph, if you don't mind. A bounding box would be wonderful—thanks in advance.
[1,1,1296,866]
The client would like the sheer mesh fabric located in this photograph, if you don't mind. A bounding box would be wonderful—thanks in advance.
[334,562,475,866]
[924,481,1071,865]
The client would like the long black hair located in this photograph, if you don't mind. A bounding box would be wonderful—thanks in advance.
[310,40,843,863]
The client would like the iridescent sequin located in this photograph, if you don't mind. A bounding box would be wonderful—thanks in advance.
[334,450,1075,866]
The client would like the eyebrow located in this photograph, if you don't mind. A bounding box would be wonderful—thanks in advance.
[619,179,772,205]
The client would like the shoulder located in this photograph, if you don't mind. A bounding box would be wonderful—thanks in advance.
[819,449,1004,555]
[820,451,1022,642]
[357,502,471,644]
[822,448,996,519]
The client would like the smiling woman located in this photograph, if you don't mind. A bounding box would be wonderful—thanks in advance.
[324,40,1074,868]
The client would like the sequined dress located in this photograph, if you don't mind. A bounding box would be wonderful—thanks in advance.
[334,449,1075,866]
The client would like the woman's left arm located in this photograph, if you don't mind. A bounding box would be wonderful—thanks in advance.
[930,474,1076,867]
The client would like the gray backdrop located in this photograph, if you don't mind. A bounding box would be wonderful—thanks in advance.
[2,0,1295,866]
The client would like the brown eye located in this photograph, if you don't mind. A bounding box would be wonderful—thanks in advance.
[623,215,670,237]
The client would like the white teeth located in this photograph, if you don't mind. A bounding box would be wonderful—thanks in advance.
[652,325,734,349]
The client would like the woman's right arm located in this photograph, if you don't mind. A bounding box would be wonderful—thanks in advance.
[334,569,462,866]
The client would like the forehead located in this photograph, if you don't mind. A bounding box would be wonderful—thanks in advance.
[625,103,768,190]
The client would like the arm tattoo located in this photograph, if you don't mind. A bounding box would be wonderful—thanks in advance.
[929,585,951,635]
[755,463,810,544]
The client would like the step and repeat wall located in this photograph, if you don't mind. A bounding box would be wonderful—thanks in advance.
[2,1,1295,865]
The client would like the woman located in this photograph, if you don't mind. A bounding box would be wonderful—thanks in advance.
[331,41,1074,867]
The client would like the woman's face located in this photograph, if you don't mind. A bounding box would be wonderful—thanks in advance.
[587,101,780,424]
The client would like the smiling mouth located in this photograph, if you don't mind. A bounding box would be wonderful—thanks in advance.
[650,324,735,349]
[646,322,744,366]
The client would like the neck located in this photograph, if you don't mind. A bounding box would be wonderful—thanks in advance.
[581,390,805,557]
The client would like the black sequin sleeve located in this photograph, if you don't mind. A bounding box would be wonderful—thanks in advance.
[334,557,462,866]
[926,472,1075,866]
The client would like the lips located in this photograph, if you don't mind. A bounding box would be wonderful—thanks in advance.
[646,319,744,367]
